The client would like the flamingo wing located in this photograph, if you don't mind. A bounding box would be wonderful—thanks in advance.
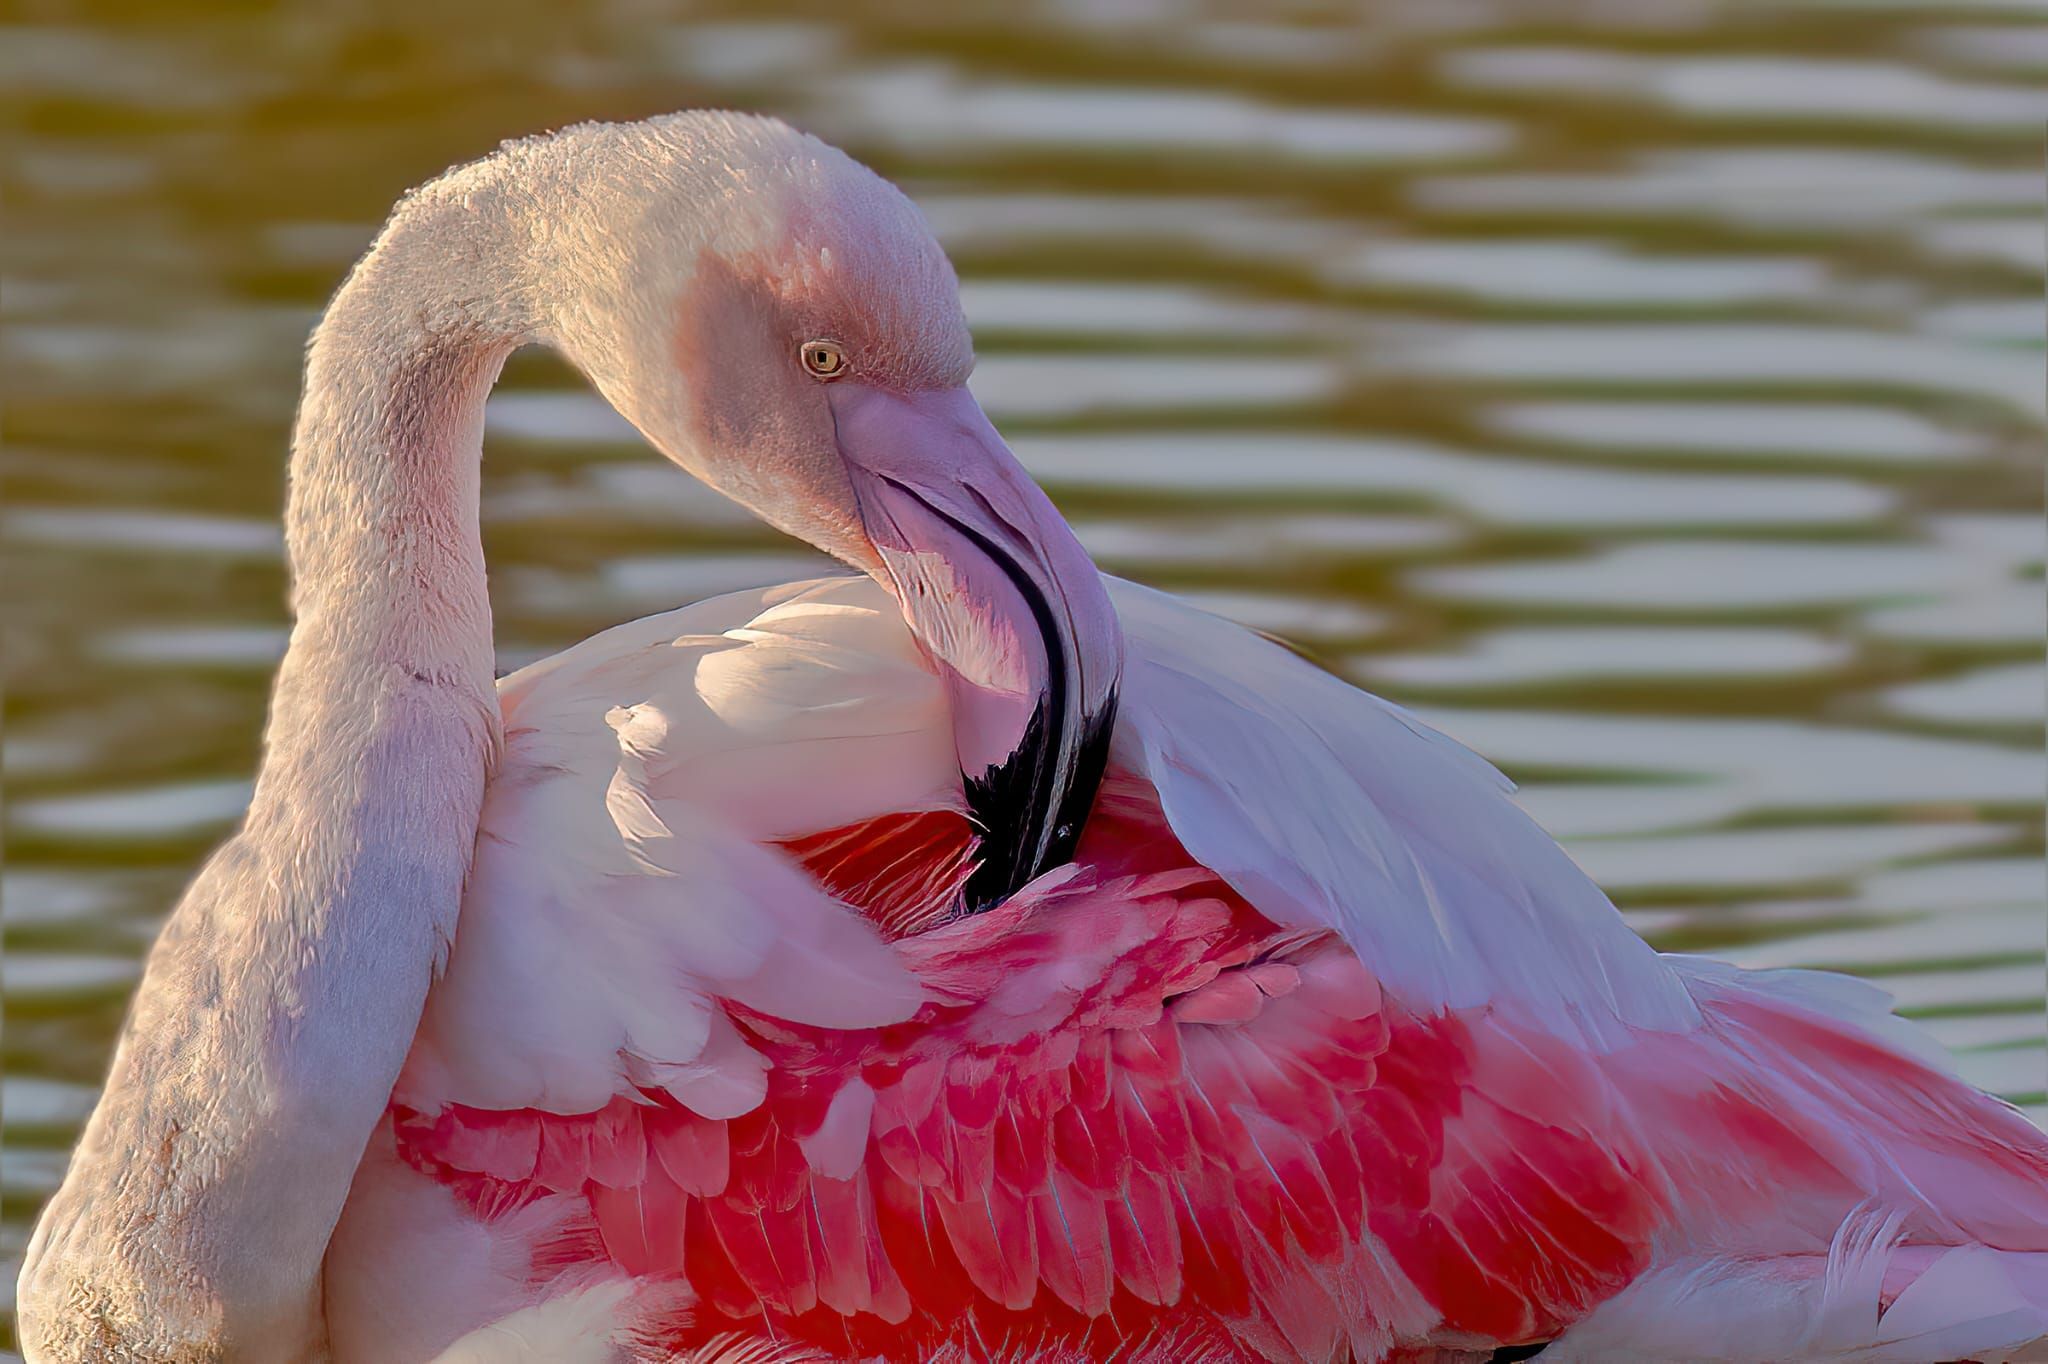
[1104,578,1698,1045]
[399,579,945,1119]
[383,821,1670,1360]
[328,576,2048,1363]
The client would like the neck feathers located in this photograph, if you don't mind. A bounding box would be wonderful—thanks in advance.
[287,181,537,688]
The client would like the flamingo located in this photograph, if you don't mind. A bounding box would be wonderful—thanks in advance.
[17,111,2048,1364]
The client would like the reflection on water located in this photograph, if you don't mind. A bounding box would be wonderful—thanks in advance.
[1479,399,1985,464]
[4,0,2044,1343]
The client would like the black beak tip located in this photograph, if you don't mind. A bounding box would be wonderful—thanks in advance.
[960,685,1117,911]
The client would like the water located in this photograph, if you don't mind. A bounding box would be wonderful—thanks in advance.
[4,1,2043,1344]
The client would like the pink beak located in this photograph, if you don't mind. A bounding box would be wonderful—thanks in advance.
[827,383,1123,908]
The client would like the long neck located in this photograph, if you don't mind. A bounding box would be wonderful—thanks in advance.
[17,194,532,1360]
[287,304,510,688]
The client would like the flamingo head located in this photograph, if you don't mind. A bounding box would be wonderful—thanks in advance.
[540,113,1122,907]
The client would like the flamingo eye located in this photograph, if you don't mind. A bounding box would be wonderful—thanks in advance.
[799,339,848,380]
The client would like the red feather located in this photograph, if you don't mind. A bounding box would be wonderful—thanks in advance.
[394,770,2047,1360]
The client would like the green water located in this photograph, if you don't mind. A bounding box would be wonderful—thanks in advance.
[5,2,2045,1346]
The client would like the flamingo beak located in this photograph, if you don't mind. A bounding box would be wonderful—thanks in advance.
[826,383,1123,909]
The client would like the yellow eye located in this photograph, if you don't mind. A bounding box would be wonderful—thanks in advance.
[800,339,847,379]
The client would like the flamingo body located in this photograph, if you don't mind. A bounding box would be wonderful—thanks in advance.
[326,577,2048,1362]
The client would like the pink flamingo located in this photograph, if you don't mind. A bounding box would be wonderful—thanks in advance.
[18,112,2048,1364]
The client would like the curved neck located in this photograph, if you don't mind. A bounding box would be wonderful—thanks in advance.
[18,197,533,1359]
[286,203,532,686]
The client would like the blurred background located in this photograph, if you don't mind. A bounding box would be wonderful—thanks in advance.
[3,0,2043,1346]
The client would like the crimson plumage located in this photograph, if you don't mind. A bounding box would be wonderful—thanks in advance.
[384,755,2048,1361]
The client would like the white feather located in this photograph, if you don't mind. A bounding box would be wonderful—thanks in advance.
[1105,577,1700,1045]
[1549,1215,2048,1362]
[399,579,930,1117]
[428,1280,638,1364]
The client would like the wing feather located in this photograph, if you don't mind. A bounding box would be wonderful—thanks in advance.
[1105,577,1698,1046]
[369,575,2048,1361]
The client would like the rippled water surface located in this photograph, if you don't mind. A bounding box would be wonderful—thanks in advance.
[5,1,2045,1342]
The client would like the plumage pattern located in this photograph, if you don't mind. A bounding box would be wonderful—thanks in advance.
[330,576,2048,1362]
[391,832,1641,1359]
